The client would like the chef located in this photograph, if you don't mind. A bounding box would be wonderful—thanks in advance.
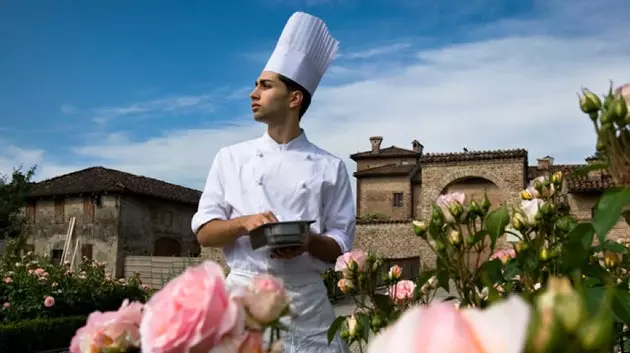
[191,11,355,353]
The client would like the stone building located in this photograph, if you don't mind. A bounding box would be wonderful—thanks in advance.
[22,166,202,277]
[351,136,628,265]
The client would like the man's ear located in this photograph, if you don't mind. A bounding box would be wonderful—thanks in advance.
[288,90,303,109]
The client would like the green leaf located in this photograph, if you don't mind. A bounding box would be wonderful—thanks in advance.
[327,316,346,344]
[561,223,595,269]
[371,294,391,316]
[478,259,503,284]
[592,187,630,243]
[622,210,630,225]
[484,205,510,249]
[436,259,450,292]
[600,240,628,254]
[613,289,630,326]
[357,312,371,342]
[471,230,489,246]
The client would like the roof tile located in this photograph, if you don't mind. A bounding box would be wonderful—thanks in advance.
[28,166,202,205]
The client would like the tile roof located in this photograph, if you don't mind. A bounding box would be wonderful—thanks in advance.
[28,166,202,205]
[350,146,421,160]
[419,149,528,164]
[527,163,614,193]
[565,170,615,193]
[527,164,580,181]
[354,164,417,177]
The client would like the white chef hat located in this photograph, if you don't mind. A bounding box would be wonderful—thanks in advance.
[263,12,339,96]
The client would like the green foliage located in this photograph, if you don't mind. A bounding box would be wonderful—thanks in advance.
[0,165,36,241]
[0,252,152,324]
[0,315,87,353]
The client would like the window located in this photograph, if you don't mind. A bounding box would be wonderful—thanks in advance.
[392,192,404,207]
[54,199,65,224]
[83,196,95,223]
[81,244,93,261]
[26,202,36,223]
[51,249,63,265]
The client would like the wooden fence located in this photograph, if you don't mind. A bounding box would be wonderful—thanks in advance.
[124,256,204,289]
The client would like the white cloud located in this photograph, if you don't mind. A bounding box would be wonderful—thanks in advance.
[338,43,412,60]
[2,0,630,201]
[90,93,218,124]
[0,143,77,182]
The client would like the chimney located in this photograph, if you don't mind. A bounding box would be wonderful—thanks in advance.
[537,155,554,170]
[411,140,424,155]
[370,136,383,154]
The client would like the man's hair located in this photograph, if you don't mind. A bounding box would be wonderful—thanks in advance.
[277,74,312,119]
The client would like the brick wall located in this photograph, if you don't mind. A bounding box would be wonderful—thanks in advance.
[26,195,120,277]
[420,159,526,220]
[358,177,411,219]
[354,222,513,270]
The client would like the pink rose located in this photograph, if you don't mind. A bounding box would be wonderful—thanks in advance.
[70,299,144,353]
[490,249,516,264]
[334,249,367,277]
[209,331,265,353]
[139,261,245,353]
[43,296,55,308]
[520,199,544,226]
[388,265,402,280]
[367,295,531,353]
[337,278,354,293]
[243,274,290,327]
[436,192,466,224]
[389,280,416,305]
[615,83,630,120]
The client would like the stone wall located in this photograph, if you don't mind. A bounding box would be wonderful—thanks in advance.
[354,222,513,270]
[358,176,411,219]
[25,195,120,276]
[568,193,629,240]
[356,157,417,172]
[117,195,201,276]
[24,193,202,278]
[420,159,526,220]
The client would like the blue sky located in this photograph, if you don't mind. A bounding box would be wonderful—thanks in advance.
[1,0,629,194]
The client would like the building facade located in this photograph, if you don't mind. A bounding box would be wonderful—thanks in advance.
[351,136,628,263]
[23,167,203,277]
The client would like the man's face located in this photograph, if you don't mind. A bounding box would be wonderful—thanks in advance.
[250,71,292,123]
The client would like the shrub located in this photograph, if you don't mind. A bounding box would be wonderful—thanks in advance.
[0,252,152,323]
[0,315,87,353]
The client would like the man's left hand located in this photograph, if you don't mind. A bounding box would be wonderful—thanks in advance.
[270,233,311,259]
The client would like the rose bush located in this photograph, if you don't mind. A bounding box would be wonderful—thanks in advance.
[70,260,291,353]
[0,252,151,323]
[327,81,630,353]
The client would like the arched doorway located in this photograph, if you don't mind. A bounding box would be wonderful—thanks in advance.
[440,176,505,269]
[153,237,181,257]
[440,176,505,209]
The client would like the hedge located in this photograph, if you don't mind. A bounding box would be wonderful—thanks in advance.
[0,315,87,353]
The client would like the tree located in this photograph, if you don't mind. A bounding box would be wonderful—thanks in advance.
[0,165,36,240]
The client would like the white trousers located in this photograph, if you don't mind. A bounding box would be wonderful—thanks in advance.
[226,268,349,353]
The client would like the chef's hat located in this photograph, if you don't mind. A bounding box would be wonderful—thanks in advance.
[263,12,339,96]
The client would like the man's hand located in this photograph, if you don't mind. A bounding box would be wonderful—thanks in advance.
[240,211,279,233]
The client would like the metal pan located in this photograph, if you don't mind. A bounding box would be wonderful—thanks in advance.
[249,220,315,250]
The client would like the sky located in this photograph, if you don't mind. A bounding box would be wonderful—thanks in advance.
[1,0,629,197]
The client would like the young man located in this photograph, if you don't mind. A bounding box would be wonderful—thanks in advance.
[191,12,355,353]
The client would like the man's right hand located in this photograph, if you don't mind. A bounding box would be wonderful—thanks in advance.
[239,211,279,234]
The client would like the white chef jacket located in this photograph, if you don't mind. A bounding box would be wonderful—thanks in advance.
[191,129,356,276]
